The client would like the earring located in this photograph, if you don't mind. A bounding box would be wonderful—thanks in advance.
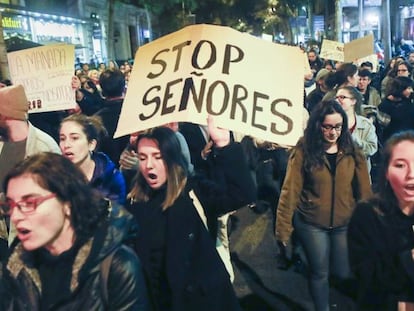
[63,204,71,217]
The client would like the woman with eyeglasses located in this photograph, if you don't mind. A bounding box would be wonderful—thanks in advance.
[380,57,407,98]
[335,86,378,174]
[379,76,414,144]
[0,152,149,310]
[276,100,372,311]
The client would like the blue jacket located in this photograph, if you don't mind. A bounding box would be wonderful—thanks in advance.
[91,152,126,205]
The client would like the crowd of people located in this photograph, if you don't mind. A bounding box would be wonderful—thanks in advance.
[0,48,413,311]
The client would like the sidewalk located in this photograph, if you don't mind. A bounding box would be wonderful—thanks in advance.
[229,206,356,311]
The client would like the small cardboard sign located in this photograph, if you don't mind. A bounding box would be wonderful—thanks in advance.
[7,44,76,113]
[320,34,374,63]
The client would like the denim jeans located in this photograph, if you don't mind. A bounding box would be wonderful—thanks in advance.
[294,213,351,311]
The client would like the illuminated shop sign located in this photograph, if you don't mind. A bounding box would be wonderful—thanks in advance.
[34,20,76,39]
[2,15,29,31]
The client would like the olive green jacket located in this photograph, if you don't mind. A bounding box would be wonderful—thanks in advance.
[275,144,372,243]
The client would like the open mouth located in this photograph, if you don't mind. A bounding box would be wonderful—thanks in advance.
[16,227,31,240]
[148,173,157,180]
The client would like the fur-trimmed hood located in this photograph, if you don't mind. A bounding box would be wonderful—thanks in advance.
[4,203,137,296]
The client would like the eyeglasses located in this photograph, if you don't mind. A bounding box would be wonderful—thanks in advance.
[335,95,354,100]
[321,124,343,132]
[398,69,408,72]
[0,193,57,216]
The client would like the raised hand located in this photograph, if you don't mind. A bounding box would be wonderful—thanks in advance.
[207,115,230,148]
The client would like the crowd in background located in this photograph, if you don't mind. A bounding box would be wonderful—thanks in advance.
[0,47,413,311]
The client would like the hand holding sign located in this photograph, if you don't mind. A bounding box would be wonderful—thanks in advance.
[115,24,304,146]
[207,115,230,148]
[7,44,76,113]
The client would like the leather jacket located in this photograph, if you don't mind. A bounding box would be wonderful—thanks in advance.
[0,204,150,311]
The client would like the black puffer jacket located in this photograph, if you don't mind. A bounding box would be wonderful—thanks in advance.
[0,204,149,311]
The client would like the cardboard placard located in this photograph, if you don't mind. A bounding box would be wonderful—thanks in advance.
[115,24,304,146]
[320,34,374,63]
[7,44,76,113]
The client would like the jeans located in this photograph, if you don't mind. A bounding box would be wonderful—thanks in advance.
[294,213,351,311]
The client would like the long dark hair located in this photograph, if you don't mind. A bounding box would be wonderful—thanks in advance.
[301,100,354,173]
[128,127,188,209]
[325,62,358,89]
[3,153,108,241]
[385,76,413,98]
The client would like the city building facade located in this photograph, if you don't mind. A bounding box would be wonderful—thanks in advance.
[0,0,152,68]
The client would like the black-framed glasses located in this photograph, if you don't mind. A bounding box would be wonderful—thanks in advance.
[335,95,354,100]
[0,193,57,216]
[321,124,343,132]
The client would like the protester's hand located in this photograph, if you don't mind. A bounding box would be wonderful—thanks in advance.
[201,140,213,160]
[304,72,313,81]
[67,103,81,115]
[276,240,290,270]
[207,115,230,148]
[119,149,139,170]
[75,89,84,102]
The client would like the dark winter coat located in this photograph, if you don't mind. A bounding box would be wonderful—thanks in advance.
[94,98,129,164]
[127,142,256,311]
[76,89,103,116]
[0,204,149,311]
[348,197,414,311]
[379,97,414,143]
[91,152,126,205]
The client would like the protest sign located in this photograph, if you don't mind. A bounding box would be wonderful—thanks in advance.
[344,34,374,62]
[115,24,304,146]
[320,39,344,62]
[303,51,312,76]
[320,34,374,63]
[355,54,379,72]
[7,44,76,113]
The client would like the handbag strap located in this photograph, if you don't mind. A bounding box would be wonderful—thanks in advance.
[189,190,208,230]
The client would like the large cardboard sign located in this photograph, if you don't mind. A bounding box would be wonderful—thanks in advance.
[7,44,76,113]
[320,34,374,62]
[115,24,304,146]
